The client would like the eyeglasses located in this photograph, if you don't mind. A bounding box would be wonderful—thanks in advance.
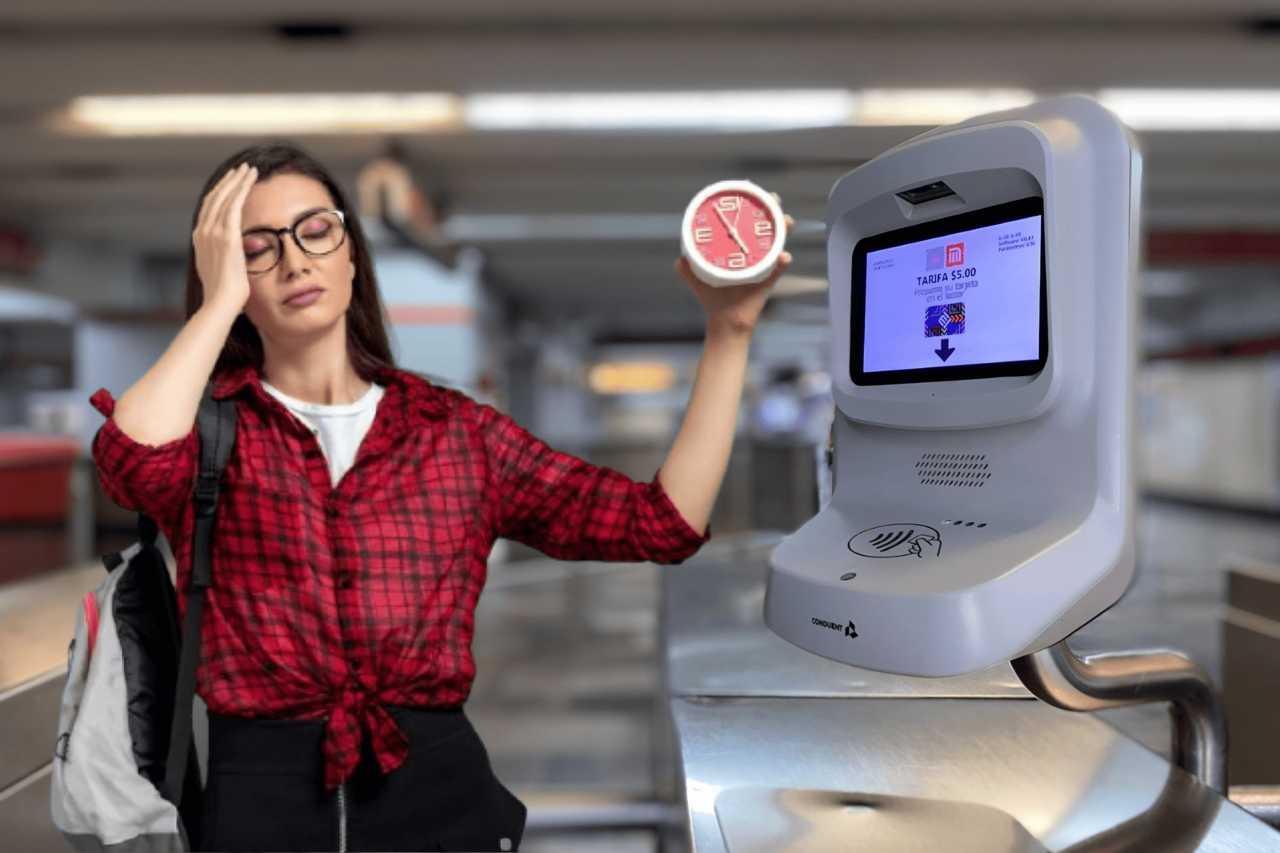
[241,209,348,274]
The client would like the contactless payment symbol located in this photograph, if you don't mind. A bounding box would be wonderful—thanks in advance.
[848,524,942,559]
[925,246,945,270]
[946,242,965,266]
[925,303,965,338]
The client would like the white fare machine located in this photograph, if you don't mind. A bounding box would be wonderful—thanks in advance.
[766,95,1142,678]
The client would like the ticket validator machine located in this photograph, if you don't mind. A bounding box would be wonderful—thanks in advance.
[765,95,1228,794]
[767,94,1140,676]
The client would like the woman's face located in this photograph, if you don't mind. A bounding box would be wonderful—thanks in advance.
[238,172,356,347]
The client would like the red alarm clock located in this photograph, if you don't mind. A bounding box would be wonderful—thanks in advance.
[681,180,787,286]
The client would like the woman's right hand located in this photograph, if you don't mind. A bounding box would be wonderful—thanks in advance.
[192,162,258,313]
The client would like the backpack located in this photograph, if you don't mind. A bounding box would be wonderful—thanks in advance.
[51,389,236,852]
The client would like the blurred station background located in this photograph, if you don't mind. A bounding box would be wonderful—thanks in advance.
[4,1,1280,851]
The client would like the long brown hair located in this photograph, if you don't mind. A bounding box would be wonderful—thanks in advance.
[184,144,396,379]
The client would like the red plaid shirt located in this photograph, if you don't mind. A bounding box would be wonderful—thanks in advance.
[90,366,706,791]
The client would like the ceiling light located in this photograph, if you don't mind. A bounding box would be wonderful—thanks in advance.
[854,89,1037,126]
[588,361,678,395]
[442,214,682,242]
[464,90,858,132]
[1097,89,1280,131]
[61,88,1280,138]
[60,93,462,136]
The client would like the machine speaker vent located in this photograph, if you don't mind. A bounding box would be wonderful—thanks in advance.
[917,453,992,488]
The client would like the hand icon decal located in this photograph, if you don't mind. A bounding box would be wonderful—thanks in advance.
[848,524,942,559]
[907,536,942,559]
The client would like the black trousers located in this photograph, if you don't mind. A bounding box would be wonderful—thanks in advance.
[202,706,527,852]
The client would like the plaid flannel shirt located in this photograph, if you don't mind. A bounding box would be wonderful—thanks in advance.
[90,366,707,790]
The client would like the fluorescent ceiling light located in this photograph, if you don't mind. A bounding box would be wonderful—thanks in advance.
[1097,89,1280,131]
[466,88,1041,131]
[855,89,1036,126]
[442,214,682,242]
[62,93,462,136]
[588,361,678,395]
[465,90,857,131]
[60,87,1280,137]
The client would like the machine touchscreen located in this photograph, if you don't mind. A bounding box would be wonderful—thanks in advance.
[850,197,1046,386]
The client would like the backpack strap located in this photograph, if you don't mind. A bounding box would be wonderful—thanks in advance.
[100,515,161,573]
[161,383,236,807]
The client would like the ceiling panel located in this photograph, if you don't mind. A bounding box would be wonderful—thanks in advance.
[0,0,1275,342]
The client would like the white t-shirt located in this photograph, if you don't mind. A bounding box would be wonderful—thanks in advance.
[262,380,386,487]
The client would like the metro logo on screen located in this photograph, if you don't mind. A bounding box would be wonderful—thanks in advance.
[925,303,966,338]
[946,243,965,266]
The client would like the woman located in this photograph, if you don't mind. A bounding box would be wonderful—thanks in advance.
[90,145,790,852]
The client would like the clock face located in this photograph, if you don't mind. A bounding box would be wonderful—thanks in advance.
[689,189,779,274]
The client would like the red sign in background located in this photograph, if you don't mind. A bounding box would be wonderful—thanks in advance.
[0,228,41,275]
[1147,231,1280,266]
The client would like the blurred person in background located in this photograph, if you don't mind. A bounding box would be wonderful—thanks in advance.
[89,144,790,852]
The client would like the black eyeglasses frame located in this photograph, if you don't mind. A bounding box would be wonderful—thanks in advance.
[241,209,348,274]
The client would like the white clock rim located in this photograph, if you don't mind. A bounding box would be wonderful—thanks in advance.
[681,179,787,286]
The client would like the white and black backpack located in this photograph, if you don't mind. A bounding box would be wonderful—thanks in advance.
[51,390,235,852]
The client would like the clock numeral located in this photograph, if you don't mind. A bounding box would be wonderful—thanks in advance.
[728,253,747,269]
[717,196,741,212]
[755,221,773,237]
[694,227,713,244]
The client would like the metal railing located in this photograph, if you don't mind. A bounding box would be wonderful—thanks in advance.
[1012,639,1227,793]
[1010,639,1280,842]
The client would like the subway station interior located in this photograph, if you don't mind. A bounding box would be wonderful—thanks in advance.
[5,1,1280,851]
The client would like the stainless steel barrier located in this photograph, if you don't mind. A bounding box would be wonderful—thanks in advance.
[664,536,1280,852]
[1012,640,1228,793]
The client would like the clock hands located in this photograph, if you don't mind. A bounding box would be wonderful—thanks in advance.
[714,204,751,256]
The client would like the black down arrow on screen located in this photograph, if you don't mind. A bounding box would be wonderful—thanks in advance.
[935,338,955,361]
